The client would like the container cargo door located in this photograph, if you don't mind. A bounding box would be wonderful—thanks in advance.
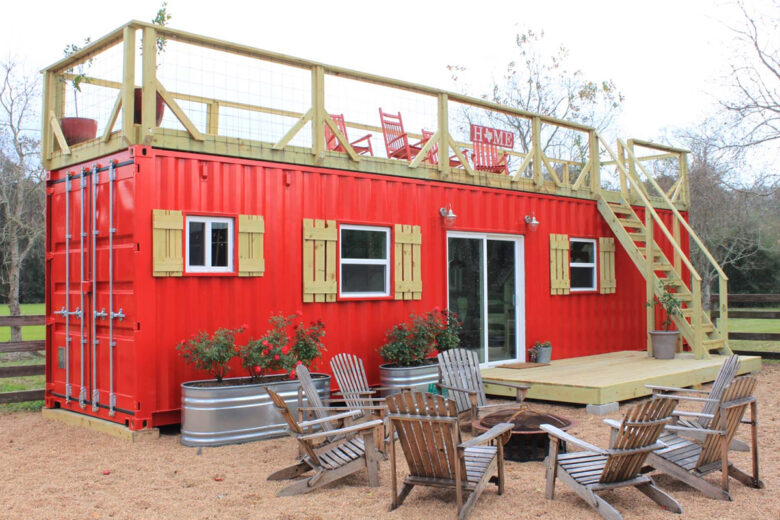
[47,160,136,419]
[447,232,525,365]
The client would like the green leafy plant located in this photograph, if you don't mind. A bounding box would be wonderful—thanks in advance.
[176,326,245,383]
[152,2,172,54]
[240,313,327,382]
[379,308,461,367]
[649,280,683,331]
[62,38,93,117]
[528,341,552,362]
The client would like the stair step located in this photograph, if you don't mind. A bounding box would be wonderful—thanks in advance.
[618,218,643,228]
[629,233,648,242]
[652,264,674,271]
[703,339,725,350]
[608,203,634,215]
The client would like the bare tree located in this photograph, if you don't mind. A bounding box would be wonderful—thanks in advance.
[721,1,779,149]
[0,61,44,342]
[449,29,623,164]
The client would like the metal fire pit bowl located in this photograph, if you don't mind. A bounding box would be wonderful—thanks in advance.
[471,407,574,462]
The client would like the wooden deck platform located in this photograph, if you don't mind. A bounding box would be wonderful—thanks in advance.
[482,351,762,406]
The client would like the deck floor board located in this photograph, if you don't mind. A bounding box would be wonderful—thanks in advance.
[481,351,761,405]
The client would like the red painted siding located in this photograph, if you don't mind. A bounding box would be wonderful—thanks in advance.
[46,146,690,428]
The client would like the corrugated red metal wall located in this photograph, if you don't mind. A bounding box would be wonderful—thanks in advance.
[46,146,690,428]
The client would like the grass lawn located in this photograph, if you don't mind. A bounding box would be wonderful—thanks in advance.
[726,307,779,354]
[1,303,45,412]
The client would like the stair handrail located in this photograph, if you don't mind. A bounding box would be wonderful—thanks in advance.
[598,135,701,283]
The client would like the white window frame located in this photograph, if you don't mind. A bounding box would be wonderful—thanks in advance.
[185,216,234,273]
[569,237,597,292]
[339,224,391,298]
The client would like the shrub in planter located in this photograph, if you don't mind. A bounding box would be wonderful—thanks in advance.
[647,281,683,359]
[378,308,461,394]
[379,308,461,367]
[528,341,552,363]
[176,325,245,384]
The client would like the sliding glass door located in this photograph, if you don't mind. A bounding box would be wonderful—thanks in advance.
[447,233,524,365]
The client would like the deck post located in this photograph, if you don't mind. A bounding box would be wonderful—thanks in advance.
[437,93,449,175]
[617,140,628,202]
[645,209,655,357]
[679,151,690,208]
[311,66,325,158]
[589,130,600,196]
[719,277,728,349]
[121,26,137,143]
[532,117,542,186]
[41,71,55,164]
[627,139,638,204]
[141,27,157,140]
[692,277,703,358]
[672,219,682,274]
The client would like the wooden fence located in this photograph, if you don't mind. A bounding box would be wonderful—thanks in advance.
[0,315,45,404]
[711,294,780,360]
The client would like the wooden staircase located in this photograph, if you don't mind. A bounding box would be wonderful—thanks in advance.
[595,137,731,360]
[598,197,730,358]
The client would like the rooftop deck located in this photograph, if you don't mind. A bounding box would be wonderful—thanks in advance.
[42,21,689,212]
[482,351,762,405]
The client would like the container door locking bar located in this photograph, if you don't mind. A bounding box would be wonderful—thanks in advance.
[78,167,87,409]
[90,164,99,412]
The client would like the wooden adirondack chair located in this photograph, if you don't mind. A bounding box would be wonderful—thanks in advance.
[386,391,512,520]
[378,109,423,160]
[470,141,508,174]
[324,113,373,156]
[643,375,764,501]
[329,353,390,412]
[421,129,462,167]
[646,354,748,451]
[265,387,383,496]
[437,348,529,431]
[542,398,682,520]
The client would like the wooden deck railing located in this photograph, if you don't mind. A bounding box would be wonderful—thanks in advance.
[0,315,45,404]
[40,20,688,212]
[710,294,780,359]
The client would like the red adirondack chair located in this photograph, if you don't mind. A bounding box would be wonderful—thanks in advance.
[471,141,508,174]
[378,109,422,161]
[324,114,373,156]
[421,129,463,167]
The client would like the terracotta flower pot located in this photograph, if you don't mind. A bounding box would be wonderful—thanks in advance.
[60,117,98,146]
[133,87,165,126]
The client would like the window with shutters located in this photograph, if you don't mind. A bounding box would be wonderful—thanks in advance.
[569,238,597,291]
[186,216,234,273]
[339,225,390,297]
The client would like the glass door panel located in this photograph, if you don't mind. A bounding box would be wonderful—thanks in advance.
[486,240,516,362]
[447,237,484,362]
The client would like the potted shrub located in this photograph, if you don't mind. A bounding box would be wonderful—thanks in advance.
[378,307,461,394]
[528,341,553,363]
[179,314,329,447]
[648,281,683,359]
[60,39,98,146]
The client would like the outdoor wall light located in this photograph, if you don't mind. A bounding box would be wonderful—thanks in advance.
[524,213,540,232]
[439,205,457,227]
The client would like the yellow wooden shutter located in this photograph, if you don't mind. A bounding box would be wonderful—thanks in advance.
[599,237,616,294]
[394,224,422,300]
[549,234,570,295]
[302,218,338,302]
[152,209,183,277]
[238,215,265,277]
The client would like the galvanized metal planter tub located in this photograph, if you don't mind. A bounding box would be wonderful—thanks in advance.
[180,373,331,447]
[379,362,439,396]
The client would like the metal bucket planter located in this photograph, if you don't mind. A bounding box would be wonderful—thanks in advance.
[379,362,439,396]
[649,331,679,359]
[180,373,331,447]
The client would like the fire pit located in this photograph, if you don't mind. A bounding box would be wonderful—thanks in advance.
[472,408,573,462]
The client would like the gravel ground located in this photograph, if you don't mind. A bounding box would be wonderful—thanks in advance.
[1,364,777,520]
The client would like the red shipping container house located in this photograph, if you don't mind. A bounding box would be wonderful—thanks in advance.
[41,22,731,430]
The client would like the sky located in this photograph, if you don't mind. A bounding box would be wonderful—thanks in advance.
[1,0,775,146]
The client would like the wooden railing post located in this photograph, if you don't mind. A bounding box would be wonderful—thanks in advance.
[719,277,728,347]
[141,27,157,139]
[121,26,137,143]
[437,93,449,175]
[41,71,55,163]
[617,140,628,202]
[645,209,655,356]
[311,65,325,158]
[679,151,690,208]
[589,130,600,196]
[627,139,638,204]
[532,117,542,187]
[672,219,682,275]
[692,277,703,358]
